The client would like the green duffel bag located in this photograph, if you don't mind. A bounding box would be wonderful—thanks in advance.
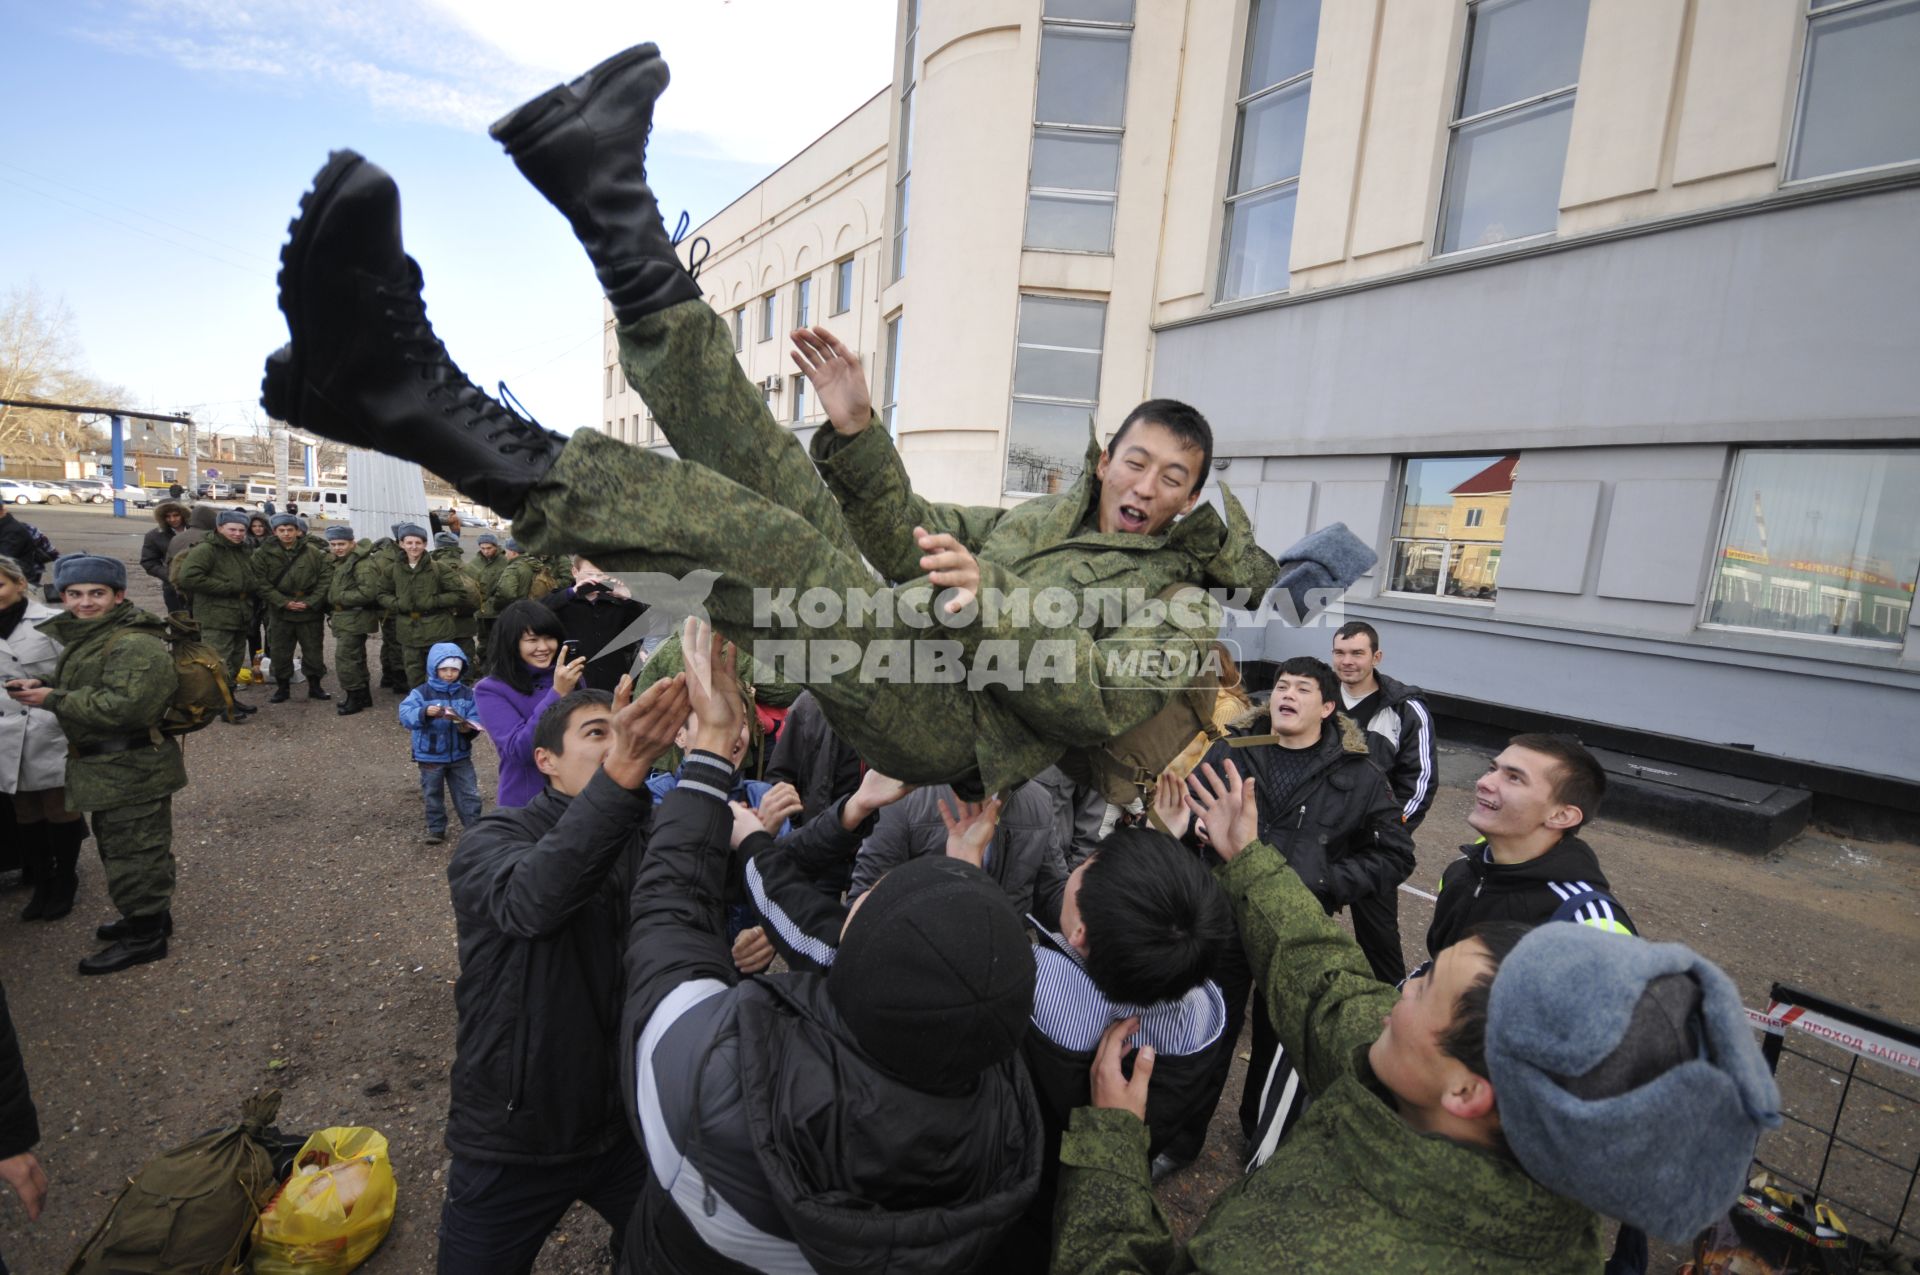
[67,1090,283,1275]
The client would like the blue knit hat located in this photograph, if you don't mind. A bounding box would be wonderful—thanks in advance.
[269,513,300,529]
[324,525,355,542]
[1486,924,1781,1243]
[395,523,429,542]
[433,531,460,548]
[53,553,127,593]
[217,510,250,528]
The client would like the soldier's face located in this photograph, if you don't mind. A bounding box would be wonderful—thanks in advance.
[219,523,247,543]
[1369,938,1497,1122]
[401,535,427,561]
[330,540,353,558]
[1094,421,1205,537]
[274,525,300,546]
[62,584,123,619]
[479,544,498,559]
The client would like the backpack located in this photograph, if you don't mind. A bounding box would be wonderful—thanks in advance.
[527,561,556,600]
[1057,599,1253,809]
[108,613,240,736]
[67,1090,283,1275]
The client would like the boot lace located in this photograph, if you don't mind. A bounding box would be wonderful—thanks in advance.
[377,281,556,458]
[670,210,711,281]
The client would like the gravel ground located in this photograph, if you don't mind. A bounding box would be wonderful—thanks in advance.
[4,504,1918,1272]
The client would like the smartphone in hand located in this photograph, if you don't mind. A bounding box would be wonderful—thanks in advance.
[561,640,581,663]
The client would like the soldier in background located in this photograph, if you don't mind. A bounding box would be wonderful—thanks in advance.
[324,526,381,716]
[380,525,469,689]
[375,529,408,695]
[431,531,483,668]
[176,510,259,717]
[468,532,508,665]
[252,513,331,703]
[5,556,186,975]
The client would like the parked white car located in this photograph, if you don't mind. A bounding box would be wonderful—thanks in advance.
[0,480,48,505]
[60,479,113,504]
[28,481,69,504]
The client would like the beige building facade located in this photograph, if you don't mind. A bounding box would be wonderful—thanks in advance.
[605,0,1920,789]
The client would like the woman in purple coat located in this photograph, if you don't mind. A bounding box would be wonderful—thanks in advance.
[471,600,585,807]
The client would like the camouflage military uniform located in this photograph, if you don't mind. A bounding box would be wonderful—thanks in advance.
[512,301,1277,794]
[380,553,469,687]
[1048,840,1605,1274]
[326,539,386,693]
[467,546,508,663]
[486,553,540,615]
[37,602,188,922]
[431,544,483,666]
[252,536,330,686]
[370,539,407,691]
[175,532,255,685]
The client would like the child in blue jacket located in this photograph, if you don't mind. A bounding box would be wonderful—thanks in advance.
[398,642,484,844]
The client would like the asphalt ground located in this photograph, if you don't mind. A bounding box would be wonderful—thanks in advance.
[3,502,1917,1271]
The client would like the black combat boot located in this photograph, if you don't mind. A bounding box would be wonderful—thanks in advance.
[261,150,566,519]
[16,823,51,921]
[79,913,169,976]
[270,681,292,703]
[98,909,173,941]
[336,687,368,716]
[489,44,704,326]
[307,680,332,701]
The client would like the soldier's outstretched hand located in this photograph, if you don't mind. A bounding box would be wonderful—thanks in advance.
[1089,1017,1154,1123]
[790,326,871,437]
[939,794,1003,869]
[681,617,742,743]
[1185,760,1259,862]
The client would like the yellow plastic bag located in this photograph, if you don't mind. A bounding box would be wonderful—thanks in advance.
[248,1127,396,1275]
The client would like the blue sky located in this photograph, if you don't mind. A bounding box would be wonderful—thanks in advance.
[0,0,895,436]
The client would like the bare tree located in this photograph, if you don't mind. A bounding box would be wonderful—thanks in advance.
[0,283,129,459]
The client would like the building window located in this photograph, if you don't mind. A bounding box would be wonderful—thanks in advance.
[1787,0,1920,182]
[1436,0,1591,255]
[1219,0,1320,300]
[1025,0,1134,253]
[759,295,775,342]
[833,258,855,314]
[791,374,808,423]
[733,308,745,351]
[1703,447,1920,646]
[893,0,919,281]
[794,277,811,329]
[605,365,615,397]
[1388,454,1516,602]
[617,416,626,439]
[1006,295,1105,497]
[882,315,904,432]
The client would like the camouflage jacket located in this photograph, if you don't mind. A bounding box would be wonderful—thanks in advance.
[468,551,508,618]
[325,541,386,634]
[487,555,538,612]
[808,424,1280,792]
[174,534,255,631]
[251,538,330,619]
[1051,841,1603,1274]
[37,602,187,812]
[431,546,483,636]
[380,554,468,646]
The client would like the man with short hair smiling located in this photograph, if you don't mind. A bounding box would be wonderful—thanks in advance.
[1049,759,1782,1274]
[380,524,468,689]
[1425,733,1636,960]
[5,555,186,975]
[1330,619,1437,984]
[177,509,258,714]
[252,512,332,703]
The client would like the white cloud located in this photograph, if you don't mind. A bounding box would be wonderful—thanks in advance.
[72,0,897,160]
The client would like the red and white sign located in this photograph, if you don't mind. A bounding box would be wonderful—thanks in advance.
[1748,1000,1920,1079]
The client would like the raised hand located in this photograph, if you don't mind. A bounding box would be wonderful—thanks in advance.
[789,326,871,436]
[938,794,1003,869]
[1150,768,1192,840]
[681,617,743,753]
[1089,1017,1154,1122]
[842,768,914,830]
[602,672,688,789]
[757,781,803,834]
[916,526,980,616]
[1185,760,1259,862]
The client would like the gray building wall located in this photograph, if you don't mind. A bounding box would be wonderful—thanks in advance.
[1160,182,1920,784]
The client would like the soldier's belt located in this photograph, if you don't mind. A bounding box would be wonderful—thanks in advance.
[72,734,159,758]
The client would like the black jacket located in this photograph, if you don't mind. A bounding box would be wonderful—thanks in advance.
[541,584,648,694]
[762,689,862,827]
[622,754,1043,1275]
[1425,833,1637,959]
[0,981,38,1162]
[0,513,52,586]
[139,503,189,585]
[847,782,1070,926]
[1200,714,1416,913]
[443,770,651,1164]
[1342,671,1439,830]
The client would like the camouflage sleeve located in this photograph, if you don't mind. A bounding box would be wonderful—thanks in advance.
[251,547,294,611]
[175,543,227,597]
[48,634,179,736]
[809,421,1007,582]
[1217,839,1396,1098]
[1051,1107,1182,1275]
[965,562,1222,750]
[431,561,471,612]
[375,562,401,614]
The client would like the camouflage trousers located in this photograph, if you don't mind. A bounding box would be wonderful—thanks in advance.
[514,301,979,786]
[266,615,328,685]
[475,617,494,668]
[201,627,250,691]
[93,797,175,920]
[331,620,374,692]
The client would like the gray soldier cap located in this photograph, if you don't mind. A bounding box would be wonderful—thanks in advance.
[434,531,460,548]
[217,510,250,528]
[52,553,127,593]
[477,532,500,547]
[395,523,429,542]
[269,513,301,530]
[324,525,355,542]
[1486,923,1782,1243]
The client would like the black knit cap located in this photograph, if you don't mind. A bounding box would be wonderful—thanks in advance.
[827,855,1035,1091]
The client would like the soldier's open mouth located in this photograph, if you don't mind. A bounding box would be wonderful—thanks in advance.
[1117,505,1147,531]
